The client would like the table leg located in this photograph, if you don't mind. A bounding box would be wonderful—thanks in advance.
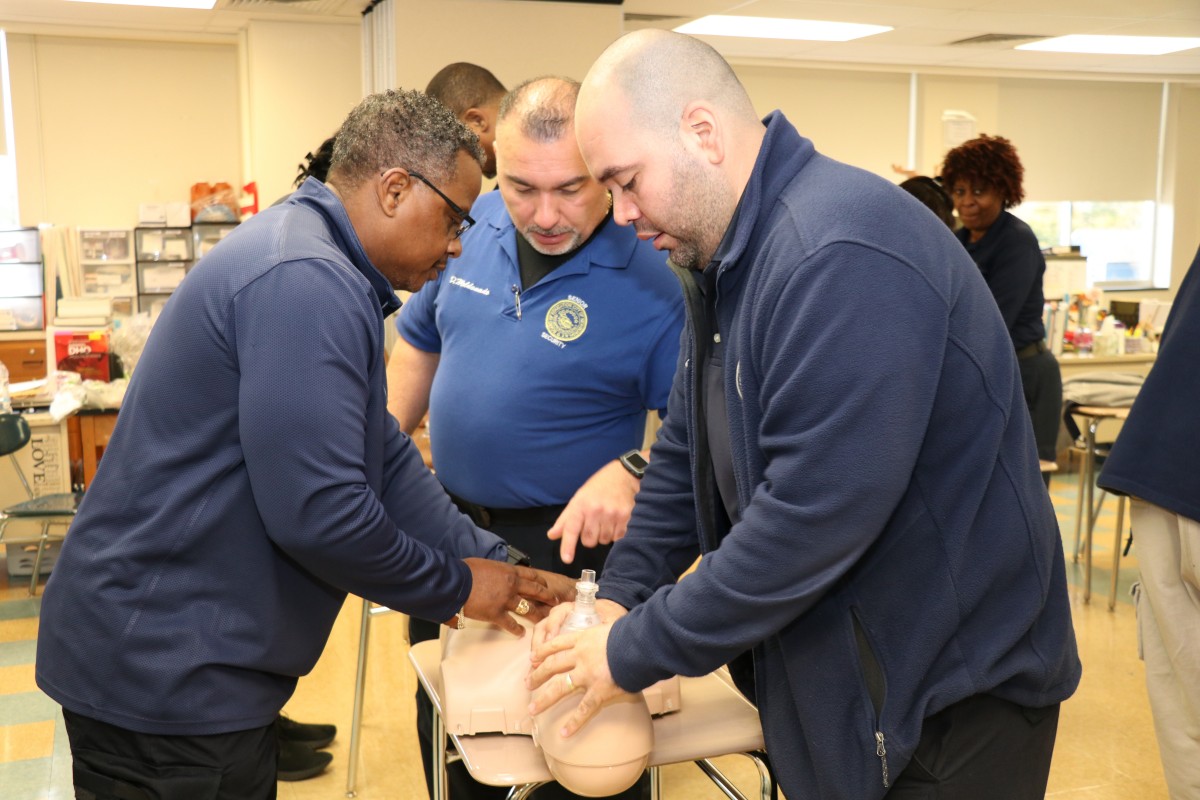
[434,702,448,800]
[345,598,372,797]
[1072,437,1087,564]
[694,755,775,800]
[1110,496,1126,611]
[1082,419,1097,604]
[649,765,662,800]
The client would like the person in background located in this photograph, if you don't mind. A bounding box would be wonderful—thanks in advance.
[941,134,1062,479]
[425,62,507,180]
[35,89,571,800]
[527,29,1080,800]
[293,135,336,189]
[1098,244,1200,797]
[387,75,683,800]
[899,175,956,230]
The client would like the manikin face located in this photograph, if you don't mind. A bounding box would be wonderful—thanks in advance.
[949,180,1004,241]
[575,92,728,271]
[378,150,481,292]
[496,124,611,256]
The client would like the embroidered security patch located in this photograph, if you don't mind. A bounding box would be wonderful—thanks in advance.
[544,298,588,342]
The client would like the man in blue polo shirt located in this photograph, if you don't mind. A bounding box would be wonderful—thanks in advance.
[386,76,683,800]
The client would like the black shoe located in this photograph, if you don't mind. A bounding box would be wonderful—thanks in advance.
[276,714,337,749]
[277,737,333,781]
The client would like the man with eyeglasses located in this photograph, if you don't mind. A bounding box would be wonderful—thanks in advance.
[387,76,684,800]
[36,89,574,800]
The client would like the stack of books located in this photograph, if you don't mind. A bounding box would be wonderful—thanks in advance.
[55,296,113,328]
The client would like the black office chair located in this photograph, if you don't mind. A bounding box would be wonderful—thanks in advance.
[0,412,82,595]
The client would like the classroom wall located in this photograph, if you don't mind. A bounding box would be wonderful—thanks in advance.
[9,34,241,229]
[242,19,361,206]
[6,20,361,231]
[391,0,623,97]
[735,65,911,180]
[3,10,1197,295]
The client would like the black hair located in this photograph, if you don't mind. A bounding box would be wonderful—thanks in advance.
[900,176,956,229]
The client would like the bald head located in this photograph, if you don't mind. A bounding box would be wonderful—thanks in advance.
[580,29,759,141]
[575,30,764,271]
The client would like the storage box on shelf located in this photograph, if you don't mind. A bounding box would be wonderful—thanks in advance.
[192,222,238,260]
[135,226,193,315]
[78,229,136,315]
[0,228,45,332]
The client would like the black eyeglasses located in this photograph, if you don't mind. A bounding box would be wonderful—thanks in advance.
[407,170,475,239]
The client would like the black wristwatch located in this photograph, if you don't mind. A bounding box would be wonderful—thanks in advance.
[505,544,532,567]
[619,449,648,479]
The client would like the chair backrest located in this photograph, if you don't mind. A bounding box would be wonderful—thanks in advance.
[0,413,32,458]
[0,413,35,500]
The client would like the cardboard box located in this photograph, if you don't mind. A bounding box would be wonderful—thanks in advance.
[1,411,71,576]
[55,329,111,382]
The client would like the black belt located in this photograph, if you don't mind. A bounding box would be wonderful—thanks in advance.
[447,491,565,530]
[1016,340,1048,360]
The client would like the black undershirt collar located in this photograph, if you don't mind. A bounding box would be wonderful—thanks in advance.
[514,212,612,290]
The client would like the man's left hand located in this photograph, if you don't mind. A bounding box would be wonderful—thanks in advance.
[547,460,640,563]
[526,620,630,737]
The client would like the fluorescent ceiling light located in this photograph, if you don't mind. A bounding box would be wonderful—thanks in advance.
[65,0,217,9]
[676,15,892,42]
[1017,35,1200,56]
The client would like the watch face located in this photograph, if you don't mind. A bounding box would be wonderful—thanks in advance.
[622,451,648,477]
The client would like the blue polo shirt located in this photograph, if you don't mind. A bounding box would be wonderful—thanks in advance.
[396,191,684,508]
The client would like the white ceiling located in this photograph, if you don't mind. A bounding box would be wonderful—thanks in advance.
[0,0,1197,78]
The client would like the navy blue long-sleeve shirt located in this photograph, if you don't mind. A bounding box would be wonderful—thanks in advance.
[957,210,1048,350]
[36,179,503,735]
[1099,245,1200,521]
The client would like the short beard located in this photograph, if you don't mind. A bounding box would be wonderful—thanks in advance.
[521,226,582,256]
[662,150,732,271]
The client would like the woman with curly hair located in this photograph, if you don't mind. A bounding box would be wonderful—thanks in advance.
[942,134,1061,475]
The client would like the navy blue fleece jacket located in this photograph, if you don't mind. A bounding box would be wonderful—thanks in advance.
[36,179,503,735]
[597,113,1080,799]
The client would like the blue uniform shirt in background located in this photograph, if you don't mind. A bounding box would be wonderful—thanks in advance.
[396,191,684,508]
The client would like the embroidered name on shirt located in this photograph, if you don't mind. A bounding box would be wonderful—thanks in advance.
[449,276,490,296]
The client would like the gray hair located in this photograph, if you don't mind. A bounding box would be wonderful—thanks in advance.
[329,89,484,190]
[497,76,581,143]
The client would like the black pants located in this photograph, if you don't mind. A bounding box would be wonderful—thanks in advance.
[411,509,645,800]
[62,709,277,800]
[1018,348,1063,463]
[888,694,1060,798]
